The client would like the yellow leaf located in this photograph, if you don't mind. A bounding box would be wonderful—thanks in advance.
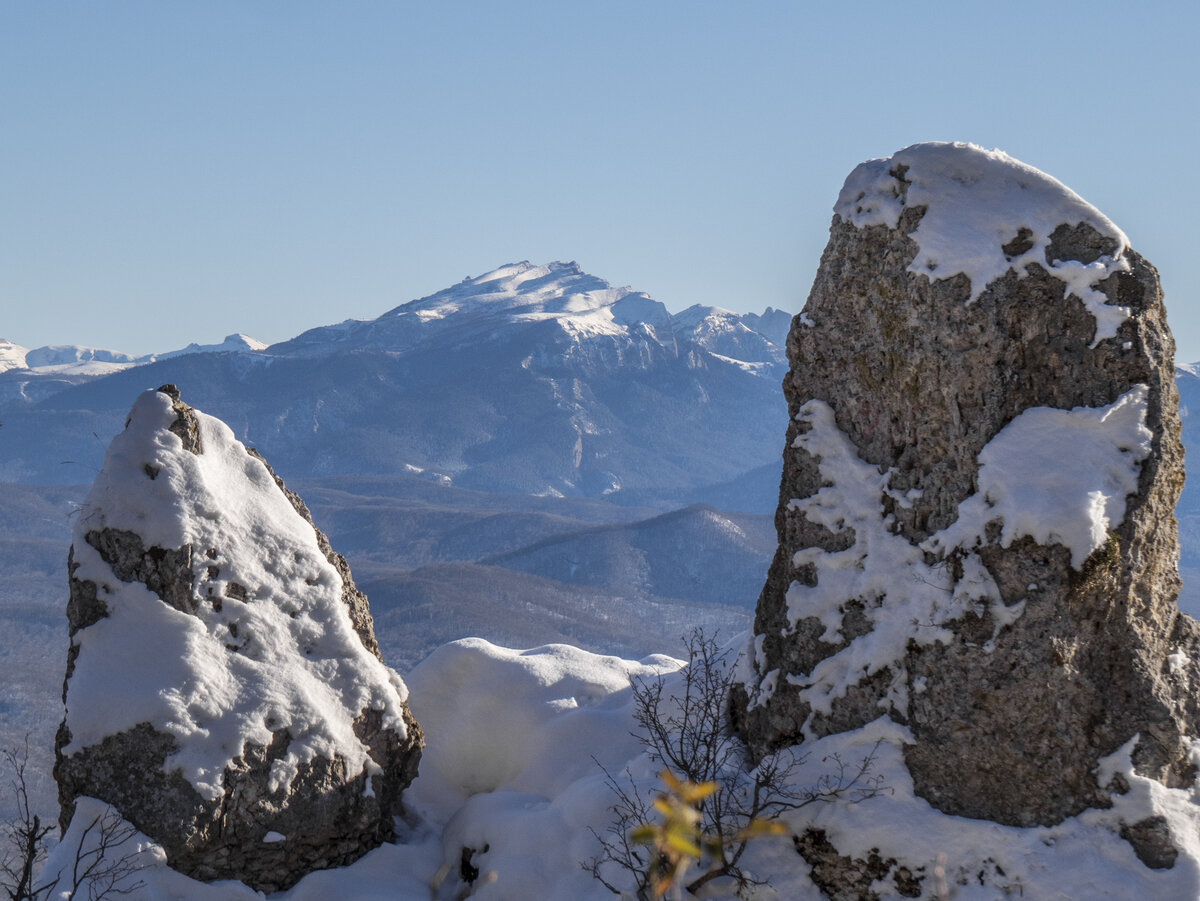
[679,780,718,804]
[664,827,702,859]
[660,769,686,792]
[659,770,714,800]
[735,818,789,840]
[630,824,657,845]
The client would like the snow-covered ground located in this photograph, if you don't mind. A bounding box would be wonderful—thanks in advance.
[38,634,1200,900]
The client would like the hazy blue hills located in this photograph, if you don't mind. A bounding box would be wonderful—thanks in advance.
[482,503,776,608]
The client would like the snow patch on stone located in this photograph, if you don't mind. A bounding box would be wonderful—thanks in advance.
[760,399,1014,725]
[742,723,1200,900]
[835,142,1132,342]
[928,385,1153,569]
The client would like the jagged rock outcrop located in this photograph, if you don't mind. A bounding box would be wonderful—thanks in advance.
[733,143,1200,873]
[56,385,423,893]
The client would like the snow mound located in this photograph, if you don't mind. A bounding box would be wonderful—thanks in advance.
[405,638,680,817]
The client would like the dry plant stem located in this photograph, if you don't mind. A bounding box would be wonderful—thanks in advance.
[61,813,145,901]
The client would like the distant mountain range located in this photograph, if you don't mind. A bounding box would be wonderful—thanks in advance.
[0,333,267,391]
[0,262,791,510]
[0,332,268,372]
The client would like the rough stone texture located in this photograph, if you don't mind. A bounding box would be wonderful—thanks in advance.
[733,147,1200,870]
[793,830,921,900]
[1120,815,1179,870]
[157,383,203,454]
[55,388,423,894]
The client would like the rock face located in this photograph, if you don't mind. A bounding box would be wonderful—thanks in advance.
[55,385,423,893]
[734,144,1200,853]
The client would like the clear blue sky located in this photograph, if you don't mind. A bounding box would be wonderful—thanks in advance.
[3,1,1198,358]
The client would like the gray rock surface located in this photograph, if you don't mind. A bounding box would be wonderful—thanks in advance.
[733,144,1200,870]
[55,385,423,893]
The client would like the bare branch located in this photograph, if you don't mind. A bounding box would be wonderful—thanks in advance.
[1,743,145,901]
[1,741,54,901]
[61,810,145,901]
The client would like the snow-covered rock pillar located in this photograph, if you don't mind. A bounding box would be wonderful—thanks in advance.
[733,143,1199,857]
[55,385,423,893]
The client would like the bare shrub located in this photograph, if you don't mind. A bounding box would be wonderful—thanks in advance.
[585,631,886,899]
[1,742,145,901]
[1,743,52,901]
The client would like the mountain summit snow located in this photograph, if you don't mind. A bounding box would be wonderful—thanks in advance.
[276,261,680,356]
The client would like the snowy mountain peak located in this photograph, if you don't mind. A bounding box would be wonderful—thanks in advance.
[387,260,642,323]
[155,333,269,360]
[0,338,29,373]
[456,259,586,293]
[671,304,739,330]
[671,303,785,366]
[275,261,680,356]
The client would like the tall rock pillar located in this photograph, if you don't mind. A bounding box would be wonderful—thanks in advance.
[733,143,1199,842]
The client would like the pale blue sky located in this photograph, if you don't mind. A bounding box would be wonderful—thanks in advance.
[3,1,1198,358]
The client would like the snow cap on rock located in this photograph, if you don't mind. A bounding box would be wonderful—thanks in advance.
[837,141,1132,341]
[56,384,422,893]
